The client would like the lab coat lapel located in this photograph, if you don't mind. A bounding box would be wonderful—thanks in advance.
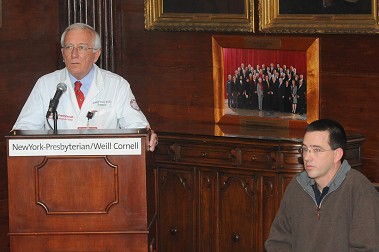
[60,70,82,114]
[79,66,104,112]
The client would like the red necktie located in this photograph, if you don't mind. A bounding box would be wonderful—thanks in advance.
[74,81,85,108]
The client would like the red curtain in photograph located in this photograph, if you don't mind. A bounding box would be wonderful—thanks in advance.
[223,48,307,80]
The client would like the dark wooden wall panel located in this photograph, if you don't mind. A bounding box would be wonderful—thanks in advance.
[122,65,214,123]
[0,3,60,134]
[320,36,379,74]
[318,35,379,181]
[119,2,215,124]
[321,73,379,181]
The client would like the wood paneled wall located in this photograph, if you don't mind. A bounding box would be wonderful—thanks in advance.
[1,0,379,251]
[0,1,60,251]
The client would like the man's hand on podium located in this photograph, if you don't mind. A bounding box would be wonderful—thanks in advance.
[148,130,158,152]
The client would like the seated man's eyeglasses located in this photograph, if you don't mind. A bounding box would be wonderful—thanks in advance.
[300,145,334,156]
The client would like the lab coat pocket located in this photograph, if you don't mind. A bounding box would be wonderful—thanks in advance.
[89,108,117,129]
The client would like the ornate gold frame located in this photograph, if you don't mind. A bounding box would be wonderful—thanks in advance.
[144,0,254,32]
[259,0,378,33]
[213,35,320,128]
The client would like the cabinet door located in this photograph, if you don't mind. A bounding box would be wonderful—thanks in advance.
[278,172,297,200]
[259,174,276,251]
[157,166,195,252]
[197,169,216,252]
[217,172,258,252]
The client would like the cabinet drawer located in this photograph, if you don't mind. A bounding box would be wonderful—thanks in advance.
[345,147,361,169]
[281,152,304,171]
[240,149,272,168]
[156,141,276,169]
[154,141,234,165]
[179,145,235,166]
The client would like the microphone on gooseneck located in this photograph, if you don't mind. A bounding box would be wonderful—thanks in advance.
[46,83,67,118]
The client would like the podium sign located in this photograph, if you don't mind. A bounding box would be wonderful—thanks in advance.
[6,129,157,252]
[9,138,142,156]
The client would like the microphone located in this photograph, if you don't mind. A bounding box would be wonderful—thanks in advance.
[46,83,67,118]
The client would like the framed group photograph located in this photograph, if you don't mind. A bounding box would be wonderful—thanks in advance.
[145,0,254,32]
[212,35,320,128]
[259,0,378,33]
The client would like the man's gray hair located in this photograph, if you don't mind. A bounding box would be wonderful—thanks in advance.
[60,23,101,51]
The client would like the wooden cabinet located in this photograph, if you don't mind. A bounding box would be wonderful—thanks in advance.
[154,132,364,252]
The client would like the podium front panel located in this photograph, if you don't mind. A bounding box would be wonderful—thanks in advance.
[6,130,157,252]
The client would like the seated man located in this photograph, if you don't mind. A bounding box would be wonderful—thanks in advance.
[265,119,379,251]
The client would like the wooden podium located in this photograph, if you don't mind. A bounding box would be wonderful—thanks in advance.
[6,129,157,252]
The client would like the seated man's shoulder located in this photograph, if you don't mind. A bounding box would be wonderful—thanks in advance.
[346,169,379,195]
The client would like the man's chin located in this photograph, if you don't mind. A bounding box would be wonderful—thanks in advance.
[305,168,317,178]
[67,69,84,79]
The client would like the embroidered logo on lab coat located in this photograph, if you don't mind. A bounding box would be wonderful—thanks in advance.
[130,99,141,111]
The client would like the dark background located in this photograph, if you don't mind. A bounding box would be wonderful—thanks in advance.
[163,0,245,14]
[279,0,372,14]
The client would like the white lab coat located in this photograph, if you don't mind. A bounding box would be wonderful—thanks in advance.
[13,64,150,130]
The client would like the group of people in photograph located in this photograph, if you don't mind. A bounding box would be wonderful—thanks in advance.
[226,62,307,115]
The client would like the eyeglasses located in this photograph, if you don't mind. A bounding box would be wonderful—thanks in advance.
[299,145,334,156]
[62,45,98,53]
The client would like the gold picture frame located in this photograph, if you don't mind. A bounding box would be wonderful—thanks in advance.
[213,35,320,128]
[144,0,254,32]
[259,0,378,33]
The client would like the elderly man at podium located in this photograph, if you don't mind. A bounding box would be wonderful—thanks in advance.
[12,23,157,151]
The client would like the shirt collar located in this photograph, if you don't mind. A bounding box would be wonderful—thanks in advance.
[68,66,95,97]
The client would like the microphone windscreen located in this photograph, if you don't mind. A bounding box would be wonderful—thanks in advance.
[57,83,67,92]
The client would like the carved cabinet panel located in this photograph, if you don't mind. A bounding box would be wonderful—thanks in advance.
[217,172,258,251]
[157,166,195,252]
[259,174,276,250]
[154,133,364,252]
[197,169,216,252]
